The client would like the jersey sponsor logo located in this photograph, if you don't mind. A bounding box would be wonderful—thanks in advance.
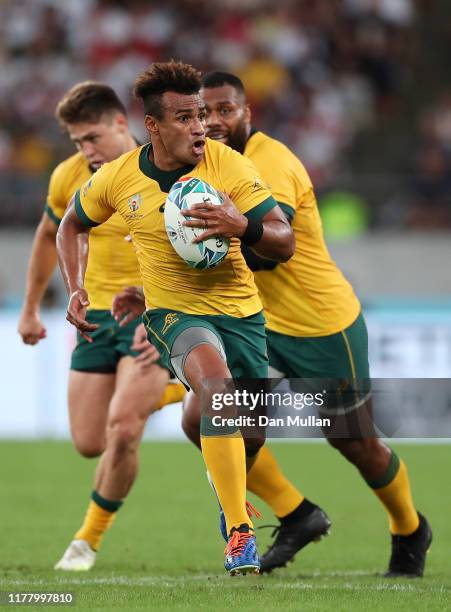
[162,312,179,334]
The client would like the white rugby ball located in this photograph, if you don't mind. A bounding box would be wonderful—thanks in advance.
[164,177,230,270]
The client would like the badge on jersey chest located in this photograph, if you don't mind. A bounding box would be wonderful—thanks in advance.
[125,193,143,220]
[128,193,142,212]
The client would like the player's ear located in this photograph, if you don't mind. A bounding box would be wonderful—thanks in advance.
[114,113,128,132]
[145,115,159,135]
[244,104,251,124]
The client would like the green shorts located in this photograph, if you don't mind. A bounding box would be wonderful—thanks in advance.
[267,312,371,412]
[71,310,141,373]
[143,309,268,385]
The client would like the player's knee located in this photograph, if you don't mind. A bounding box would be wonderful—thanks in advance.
[181,416,201,449]
[73,435,105,458]
[198,376,228,398]
[193,378,230,418]
[181,411,201,449]
[108,416,143,454]
[244,435,265,456]
[181,391,202,449]
[327,437,376,464]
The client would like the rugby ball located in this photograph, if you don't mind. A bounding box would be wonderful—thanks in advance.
[164,177,230,270]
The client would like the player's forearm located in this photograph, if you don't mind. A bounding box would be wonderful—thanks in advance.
[246,219,295,262]
[22,221,58,312]
[56,212,89,295]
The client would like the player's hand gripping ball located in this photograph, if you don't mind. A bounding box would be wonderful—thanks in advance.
[164,177,230,269]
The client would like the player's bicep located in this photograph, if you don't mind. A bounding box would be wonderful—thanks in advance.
[245,202,290,229]
[39,211,59,238]
[62,198,92,231]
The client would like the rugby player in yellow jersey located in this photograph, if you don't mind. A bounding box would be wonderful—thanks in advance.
[17,82,185,572]
[180,71,432,577]
[56,61,295,575]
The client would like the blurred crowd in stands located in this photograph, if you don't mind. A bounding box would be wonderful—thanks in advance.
[0,0,449,230]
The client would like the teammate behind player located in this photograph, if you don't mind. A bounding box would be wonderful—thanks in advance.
[56,61,295,575]
[181,71,432,577]
[18,82,184,571]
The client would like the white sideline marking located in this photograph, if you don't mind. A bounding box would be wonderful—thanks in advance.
[1,573,448,594]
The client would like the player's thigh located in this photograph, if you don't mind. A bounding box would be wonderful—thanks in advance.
[68,370,115,456]
[111,310,170,419]
[205,312,269,446]
[146,310,267,444]
[143,309,229,389]
[108,356,170,426]
[71,310,121,373]
[69,309,124,454]
[267,314,372,435]
[143,309,267,433]
[211,311,269,380]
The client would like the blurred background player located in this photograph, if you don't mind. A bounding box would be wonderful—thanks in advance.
[181,71,432,577]
[56,61,295,575]
[17,82,185,571]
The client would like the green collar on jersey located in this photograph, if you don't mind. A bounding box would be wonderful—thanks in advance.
[139,143,195,193]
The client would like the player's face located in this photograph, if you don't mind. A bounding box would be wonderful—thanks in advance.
[146,92,206,168]
[201,85,251,153]
[66,114,129,170]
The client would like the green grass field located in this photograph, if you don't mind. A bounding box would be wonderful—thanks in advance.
[1,441,450,611]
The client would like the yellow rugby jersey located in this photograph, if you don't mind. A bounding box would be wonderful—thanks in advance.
[245,131,360,337]
[75,139,276,317]
[46,151,142,310]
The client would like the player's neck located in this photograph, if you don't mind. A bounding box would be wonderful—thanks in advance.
[243,125,255,149]
[123,133,138,154]
[148,141,186,171]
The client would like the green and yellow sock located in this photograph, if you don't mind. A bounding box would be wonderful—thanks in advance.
[246,445,304,518]
[74,490,123,551]
[368,451,419,536]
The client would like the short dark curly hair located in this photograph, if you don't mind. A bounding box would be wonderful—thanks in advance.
[133,60,202,120]
[202,71,245,96]
[55,81,126,126]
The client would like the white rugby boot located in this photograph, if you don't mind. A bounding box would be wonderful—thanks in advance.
[54,539,96,571]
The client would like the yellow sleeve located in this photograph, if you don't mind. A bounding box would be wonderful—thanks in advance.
[75,164,115,226]
[220,147,277,220]
[253,152,297,218]
[45,164,69,225]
